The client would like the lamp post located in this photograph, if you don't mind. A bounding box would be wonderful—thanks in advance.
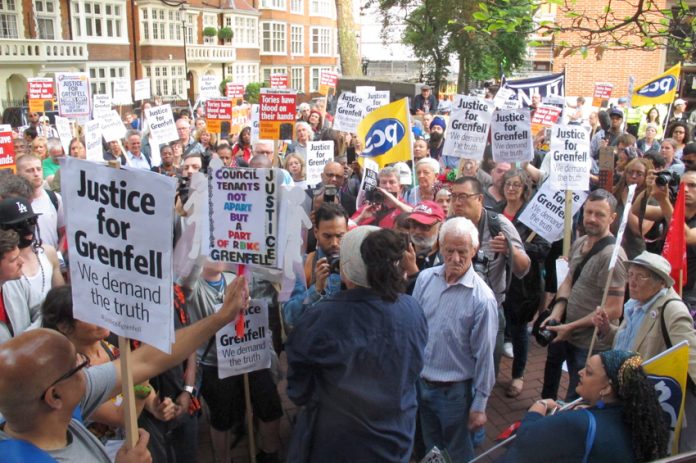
[180,2,190,104]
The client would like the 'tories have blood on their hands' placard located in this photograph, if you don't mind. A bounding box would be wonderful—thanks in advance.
[258,90,296,140]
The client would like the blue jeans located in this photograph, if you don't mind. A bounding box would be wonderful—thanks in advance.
[541,340,588,401]
[417,379,475,462]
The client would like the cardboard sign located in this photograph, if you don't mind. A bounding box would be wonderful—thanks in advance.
[333,91,366,133]
[442,95,493,161]
[0,125,15,171]
[306,140,334,186]
[226,82,245,99]
[250,104,260,143]
[62,158,175,353]
[100,110,127,143]
[518,181,588,243]
[259,91,296,140]
[215,299,272,378]
[199,75,222,100]
[530,104,562,136]
[112,77,132,105]
[145,104,178,145]
[549,124,591,191]
[134,79,151,102]
[319,71,338,95]
[491,109,533,163]
[54,116,73,154]
[364,91,390,113]
[93,94,112,119]
[208,167,282,268]
[56,72,91,118]
[205,99,233,134]
[27,78,54,113]
[84,120,103,162]
[270,73,289,89]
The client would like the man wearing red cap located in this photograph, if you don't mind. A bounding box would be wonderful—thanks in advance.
[404,201,445,293]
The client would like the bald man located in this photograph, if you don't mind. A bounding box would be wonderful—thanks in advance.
[0,276,249,462]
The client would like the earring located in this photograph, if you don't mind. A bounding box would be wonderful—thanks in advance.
[596,392,606,409]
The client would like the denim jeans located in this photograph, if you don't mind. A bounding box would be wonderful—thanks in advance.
[417,379,475,462]
[541,340,588,401]
[493,307,506,378]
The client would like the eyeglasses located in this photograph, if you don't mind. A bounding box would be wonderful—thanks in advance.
[504,182,524,190]
[451,192,481,202]
[626,170,645,178]
[627,271,655,282]
[673,130,686,135]
[40,352,90,401]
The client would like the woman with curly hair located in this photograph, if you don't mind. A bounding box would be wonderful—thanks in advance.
[665,120,691,159]
[502,349,668,462]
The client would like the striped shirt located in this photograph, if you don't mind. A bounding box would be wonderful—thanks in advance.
[413,264,498,412]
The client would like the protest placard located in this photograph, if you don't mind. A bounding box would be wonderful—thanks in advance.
[319,71,338,95]
[270,73,289,89]
[549,124,591,191]
[333,92,365,133]
[208,167,282,268]
[100,110,127,143]
[530,104,562,136]
[491,108,533,163]
[145,104,178,145]
[259,91,296,140]
[56,72,91,118]
[250,104,260,143]
[364,91,390,113]
[62,158,175,352]
[231,105,252,137]
[134,79,151,102]
[593,82,613,107]
[199,75,221,100]
[215,299,272,378]
[306,140,334,186]
[93,94,111,118]
[355,158,380,208]
[518,181,588,243]
[27,78,54,113]
[112,78,132,105]
[0,125,15,172]
[493,87,516,110]
[442,95,493,161]
[54,116,73,154]
[84,120,103,162]
[206,99,233,134]
[226,82,245,100]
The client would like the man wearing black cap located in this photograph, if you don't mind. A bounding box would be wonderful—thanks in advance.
[411,85,438,115]
[591,108,625,158]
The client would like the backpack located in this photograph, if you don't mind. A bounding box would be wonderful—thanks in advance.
[473,209,512,296]
[659,297,696,395]
[44,189,59,211]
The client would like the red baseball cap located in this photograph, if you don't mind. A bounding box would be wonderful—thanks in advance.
[409,201,445,225]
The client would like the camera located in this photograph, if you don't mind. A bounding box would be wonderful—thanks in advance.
[535,319,561,347]
[654,171,680,202]
[365,188,385,204]
[472,250,490,275]
[177,175,191,205]
[324,185,337,203]
[328,256,340,274]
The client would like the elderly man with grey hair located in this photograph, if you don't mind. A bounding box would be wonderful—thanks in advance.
[413,216,498,462]
[286,121,313,160]
[42,138,64,184]
[351,165,413,228]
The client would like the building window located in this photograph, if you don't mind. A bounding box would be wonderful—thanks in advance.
[261,21,286,54]
[139,6,194,44]
[36,0,59,40]
[227,63,259,86]
[310,66,331,92]
[310,26,331,56]
[203,13,216,45]
[260,0,285,10]
[291,67,304,92]
[71,1,126,41]
[290,25,303,55]
[88,63,129,96]
[262,67,287,85]
[225,15,257,47]
[0,0,20,39]
[309,0,332,17]
[290,0,302,14]
[144,64,186,97]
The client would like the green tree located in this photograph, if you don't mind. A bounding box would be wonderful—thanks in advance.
[244,82,267,104]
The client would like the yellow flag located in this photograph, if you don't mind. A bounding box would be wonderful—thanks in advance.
[631,63,681,107]
[642,340,689,455]
[357,98,413,169]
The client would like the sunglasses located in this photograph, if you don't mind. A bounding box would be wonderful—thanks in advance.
[40,352,90,401]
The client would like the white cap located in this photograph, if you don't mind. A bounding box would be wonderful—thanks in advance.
[675,98,687,106]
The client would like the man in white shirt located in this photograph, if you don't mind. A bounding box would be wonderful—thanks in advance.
[125,130,151,170]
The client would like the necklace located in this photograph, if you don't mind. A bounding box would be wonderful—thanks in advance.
[22,249,46,296]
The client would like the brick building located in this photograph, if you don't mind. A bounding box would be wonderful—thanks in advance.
[0,0,339,112]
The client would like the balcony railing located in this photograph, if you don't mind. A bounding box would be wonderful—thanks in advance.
[186,44,236,63]
[0,39,88,63]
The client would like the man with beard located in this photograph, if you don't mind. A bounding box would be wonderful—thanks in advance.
[402,201,445,293]
[428,116,446,162]
[540,189,627,401]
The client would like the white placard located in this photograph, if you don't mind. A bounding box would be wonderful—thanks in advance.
[518,181,588,243]
[216,299,272,378]
[355,86,376,97]
[111,77,133,105]
[145,104,178,145]
[609,184,636,269]
[250,104,260,144]
[364,91,390,113]
[549,124,591,191]
[93,94,111,118]
[442,95,493,161]
[56,72,91,117]
[491,108,533,163]
[84,120,103,162]
[54,116,73,154]
[199,75,222,100]
[134,79,151,102]
[333,92,365,133]
[493,87,516,109]
[99,110,127,143]
[62,158,175,353]
[306,140,334,186]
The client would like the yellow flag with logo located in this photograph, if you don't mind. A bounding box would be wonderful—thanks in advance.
[631,63,681,107]
[642,340,689,455]
[357,98,413,169]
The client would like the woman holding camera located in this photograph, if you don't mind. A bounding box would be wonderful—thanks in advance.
[612,158,654,259]
[501,350,668,463]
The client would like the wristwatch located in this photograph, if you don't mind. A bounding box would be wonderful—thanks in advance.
[184,385,195,396]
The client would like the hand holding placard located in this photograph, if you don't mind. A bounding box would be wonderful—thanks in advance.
[218,275,250,324]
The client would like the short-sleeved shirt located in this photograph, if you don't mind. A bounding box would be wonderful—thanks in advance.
[0,362,117,462]
[32,189,64,249]
[566,235,627,350]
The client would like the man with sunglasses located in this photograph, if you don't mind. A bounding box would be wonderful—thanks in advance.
[0,275,250,462]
